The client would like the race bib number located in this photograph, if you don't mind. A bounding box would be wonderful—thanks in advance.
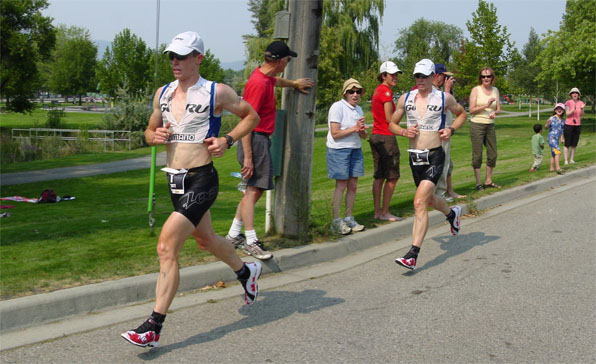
[162,168,188,194]
[408,149,430,166]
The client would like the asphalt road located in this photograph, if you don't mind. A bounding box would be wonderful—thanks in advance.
[1,178,594,363]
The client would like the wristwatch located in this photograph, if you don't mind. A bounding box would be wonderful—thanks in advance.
[224,134,234,149]
[448,127,456,135]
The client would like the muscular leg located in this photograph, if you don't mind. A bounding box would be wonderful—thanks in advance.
[153,212,197,314]
[191,211,244,271]
[332,179,348,219]
[411,181,435,248]
[233,186,264,231]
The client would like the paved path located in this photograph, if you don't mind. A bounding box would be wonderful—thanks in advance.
[1,176,593,362]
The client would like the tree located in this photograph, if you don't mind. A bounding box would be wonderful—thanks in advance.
[535,0,595,109]
[393,18,463,92]
[453,0,515,98]
[317,0,385,109]
[508,28,544,98]
[96,29,152,98]
[0,0,56,112]
[44,25,97,104]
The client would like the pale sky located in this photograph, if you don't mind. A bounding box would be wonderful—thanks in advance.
[43,0,567,66]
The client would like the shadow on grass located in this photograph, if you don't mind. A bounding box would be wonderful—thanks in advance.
[137,289,344,360]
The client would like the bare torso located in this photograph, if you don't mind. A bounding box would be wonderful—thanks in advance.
[409,92,442,150]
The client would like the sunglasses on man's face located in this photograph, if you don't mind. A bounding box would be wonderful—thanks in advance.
[169,52,190,61]
[346,89,362,95]
[481,75,493,79]
[414,73,429,79]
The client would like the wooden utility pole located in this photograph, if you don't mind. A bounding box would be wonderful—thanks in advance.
[273,0,323,237]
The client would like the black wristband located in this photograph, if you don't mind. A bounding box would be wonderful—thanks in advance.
[449,127,455,135]
[224,134,234,149]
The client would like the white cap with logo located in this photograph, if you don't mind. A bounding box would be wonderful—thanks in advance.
[380,61,403,74]
[413,59,435,76]
[164,31,205,55]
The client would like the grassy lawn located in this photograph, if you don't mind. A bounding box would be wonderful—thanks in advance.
[0,109,105,131]
[1,112,594,299]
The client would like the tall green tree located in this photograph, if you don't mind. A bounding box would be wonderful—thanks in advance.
[0,0,55,112]
[508,28,544,97]
[96,29,152,98]
[44,25,97,104]
[393,18,463,92]
[317,0,385,109]
[453,0,515,98]
[534,0,595,109]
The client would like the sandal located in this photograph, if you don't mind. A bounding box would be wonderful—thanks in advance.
[483,182,501,189]
[476,184,485,191]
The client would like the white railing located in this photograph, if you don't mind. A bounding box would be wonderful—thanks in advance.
[11,128,131,151]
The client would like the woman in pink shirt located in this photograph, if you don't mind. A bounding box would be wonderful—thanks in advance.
[563,87,585,164]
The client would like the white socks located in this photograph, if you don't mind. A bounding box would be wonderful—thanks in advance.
[245,230,258,245]
[228,218,243,238]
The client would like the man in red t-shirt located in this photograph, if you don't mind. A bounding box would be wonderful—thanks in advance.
[369,61,403,222]
[226,41,313,260]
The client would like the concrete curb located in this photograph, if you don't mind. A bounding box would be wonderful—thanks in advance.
[1,165,594,334]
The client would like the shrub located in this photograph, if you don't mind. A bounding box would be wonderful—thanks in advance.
[46,108,63,128]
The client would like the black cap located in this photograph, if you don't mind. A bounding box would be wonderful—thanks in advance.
[265,41,297,59]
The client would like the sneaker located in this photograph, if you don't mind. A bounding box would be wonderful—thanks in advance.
[241,240,273,260]
[447,205,462,236]
[226,233,246,248]
[332,218,352,235]
[121,318,161,347]
[395,257,417,270]
[239,261,262,305]
[344,216,365,232]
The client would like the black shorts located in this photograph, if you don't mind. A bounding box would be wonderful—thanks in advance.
[167,163,218,226]
[563,124,581,147]
[369,134,400,180]
[409,146,445,187]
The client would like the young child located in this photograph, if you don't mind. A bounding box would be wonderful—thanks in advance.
[545,103,565,174]
[530,124,544,172]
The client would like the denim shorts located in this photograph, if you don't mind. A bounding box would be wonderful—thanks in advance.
[326,147,364,180]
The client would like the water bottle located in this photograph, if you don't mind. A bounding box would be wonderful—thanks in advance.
[230,172,247,193]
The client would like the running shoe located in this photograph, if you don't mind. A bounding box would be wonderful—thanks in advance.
[239,261,262,305]
[225,233,246,248]
[332,218,352,235]
[241,240,273,260]
[344,216,365,232]
[447,205,462,236]
[121,318,161,347]
[395,257,417,270]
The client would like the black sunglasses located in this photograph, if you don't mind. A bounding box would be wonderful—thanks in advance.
[481,75,493,79]
[414,73,429,79]
[168,52,190,61]
[346,89,362,95]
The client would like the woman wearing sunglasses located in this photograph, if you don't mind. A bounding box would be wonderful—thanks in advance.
[326,78,368,235]
[468,67,501,191]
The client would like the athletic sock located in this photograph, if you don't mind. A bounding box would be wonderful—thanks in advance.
[403,245,420,260]
[235,263,250,280]
[228,218,243,238]
[151,311,166,324]
[245,229,258,245]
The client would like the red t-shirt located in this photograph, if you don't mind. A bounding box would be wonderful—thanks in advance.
[371,84,395,135]
[243,67,277,135]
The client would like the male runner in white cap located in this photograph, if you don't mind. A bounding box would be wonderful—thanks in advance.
[121,31,261,348]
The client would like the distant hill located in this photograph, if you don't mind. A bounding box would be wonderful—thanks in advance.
[221,60,245,71]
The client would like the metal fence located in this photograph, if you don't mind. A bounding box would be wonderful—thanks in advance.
[11,128,132,151]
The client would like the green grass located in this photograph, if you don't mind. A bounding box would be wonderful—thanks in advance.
[0,109,105,131]
[1,112,594,299]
